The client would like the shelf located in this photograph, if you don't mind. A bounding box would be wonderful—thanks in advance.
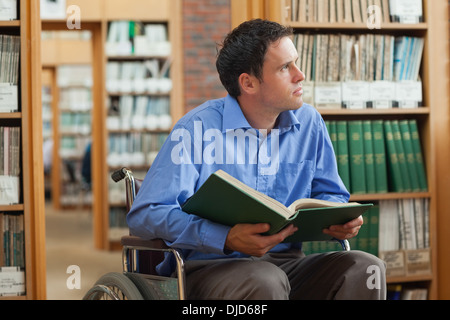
[0,204,24,211]
[288,22,428,31]
[350,192,431,202]
[387,273,433,284]
[0,112,21,119]
[0,20,20,27]
[317,107,430,116]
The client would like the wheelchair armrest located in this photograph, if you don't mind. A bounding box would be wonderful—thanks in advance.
[121,235,169,251]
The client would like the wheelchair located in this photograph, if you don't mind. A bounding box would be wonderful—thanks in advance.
[83,167,350,300]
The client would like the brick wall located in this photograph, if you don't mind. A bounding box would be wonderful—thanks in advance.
[182,0,231,112]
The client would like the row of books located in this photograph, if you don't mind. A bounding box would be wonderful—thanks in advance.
[106,60,173,95]
[0,34,20,112]
[59,87,93,112]
[107,96,172,131]
[107,132,168,168]
[59,136,90,159]
[106,21,171,57]
[0,212,24,268]
[287,0,423,24]
[60,112,91,136]
[294,32,423,82]
[294,33,423,108]
[378,198,429,251]
[0,126,20,177]
[325,119,427,195]
[57,64,92,88]
[302,198,429,254]
[387,284,427,300]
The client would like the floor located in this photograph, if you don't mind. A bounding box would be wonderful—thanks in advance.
[45,203,123,300]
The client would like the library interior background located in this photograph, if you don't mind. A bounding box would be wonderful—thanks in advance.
[1,0,450,300]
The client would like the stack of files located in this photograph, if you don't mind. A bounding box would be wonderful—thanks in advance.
[293,33,424,108]
[325,119,427,195]
[287,0,392,24]
[0,34,20,112]
[0,213,24,268]
[286,0,423,24]
[106,21,171,57]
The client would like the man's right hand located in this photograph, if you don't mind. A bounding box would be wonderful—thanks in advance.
[224,223,298,257]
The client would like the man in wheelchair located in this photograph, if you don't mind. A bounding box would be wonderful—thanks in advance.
[127,19,386,300]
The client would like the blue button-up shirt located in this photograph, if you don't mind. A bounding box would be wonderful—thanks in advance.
[127,95,349,276]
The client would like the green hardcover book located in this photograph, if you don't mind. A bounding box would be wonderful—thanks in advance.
[391,120,411,192]
[336,121,351,192]
[182,170,373,242]
[399,120,420,192]
[325,120,338,153]
[362,121,376,194]
[409,120,428,191]
[383,120,404,192]
[368,205,380,256]
[372,120,388,193]
[348,121,366,194]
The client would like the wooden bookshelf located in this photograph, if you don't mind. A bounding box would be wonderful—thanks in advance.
[41,0,184,250]
[252,0,450,300]
[0,0,46,299]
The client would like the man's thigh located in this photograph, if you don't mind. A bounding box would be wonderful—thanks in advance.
[185,258,291,300]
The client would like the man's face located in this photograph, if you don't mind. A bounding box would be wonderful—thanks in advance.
[257,36,305,114]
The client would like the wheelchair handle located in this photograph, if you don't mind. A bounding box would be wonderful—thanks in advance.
[111,167,130,182]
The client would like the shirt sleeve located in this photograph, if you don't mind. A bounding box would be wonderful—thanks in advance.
[126,125,231,256]
[310,117,350,203]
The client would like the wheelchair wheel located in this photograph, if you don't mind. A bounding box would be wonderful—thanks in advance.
[83,272,144,300]
[126,273,161,300]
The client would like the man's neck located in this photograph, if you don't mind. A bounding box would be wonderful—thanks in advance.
[237,96,279,132]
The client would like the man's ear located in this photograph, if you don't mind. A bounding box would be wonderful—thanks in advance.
[238,73,259,95]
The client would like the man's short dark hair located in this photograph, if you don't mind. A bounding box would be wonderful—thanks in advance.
[216,19,294,98]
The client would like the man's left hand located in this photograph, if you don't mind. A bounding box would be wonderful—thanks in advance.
[322,215,363,240]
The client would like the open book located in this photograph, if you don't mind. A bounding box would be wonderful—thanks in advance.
[182,170,372,242]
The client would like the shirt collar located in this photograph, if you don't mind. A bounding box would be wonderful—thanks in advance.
[222,94,301,134]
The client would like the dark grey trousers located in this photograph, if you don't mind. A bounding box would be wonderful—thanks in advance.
[185,250,386,300]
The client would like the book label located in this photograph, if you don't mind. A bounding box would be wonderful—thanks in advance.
[0,267,25,296]
[396,81,422,108]
[370,81,396,109]
[314,82,341,107]
[0,84,18,112]
[342,81,370,109]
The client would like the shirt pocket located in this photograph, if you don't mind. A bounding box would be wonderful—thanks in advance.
[270,160,315,204]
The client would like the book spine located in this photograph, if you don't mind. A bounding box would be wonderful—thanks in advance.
[362,120,376,193]
[391,120,411,192]
[372,120,388,193]
[408,120,428,191]
[399,120,420,192]
[383,120,404,192]
[348,121,366,194]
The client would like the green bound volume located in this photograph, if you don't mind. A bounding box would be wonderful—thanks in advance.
[409,120,428,191]
[371,120,388,193]
[362,121,376,193]
[348,121,366,194]
[399,120,420,192]
[391,120,412,192]
[182,170,372,242]
[384,120,404,192]
[336,121,351,193]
